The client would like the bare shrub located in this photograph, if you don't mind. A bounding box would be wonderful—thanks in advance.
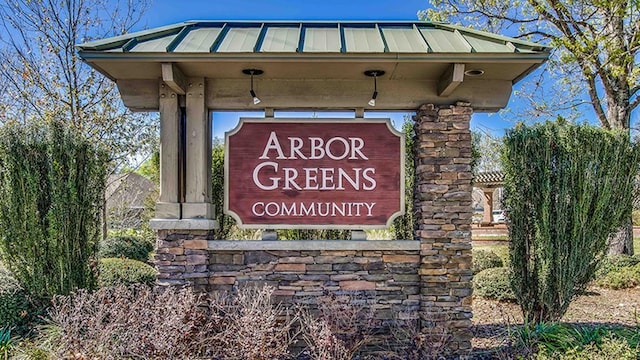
[48,285,214,359]
[42,285,391,359]
[299,293,377,360]
[299,309,351,360]
[209,284,298,360]
[384,313,453,360]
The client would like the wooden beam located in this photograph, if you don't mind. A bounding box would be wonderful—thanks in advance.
[437,63,465,97]
[162,63,187,95]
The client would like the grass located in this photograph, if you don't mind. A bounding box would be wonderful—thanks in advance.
[513,322,640,359]
[472,234,509,241]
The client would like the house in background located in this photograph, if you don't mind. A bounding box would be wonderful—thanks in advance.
[106,172,157,229]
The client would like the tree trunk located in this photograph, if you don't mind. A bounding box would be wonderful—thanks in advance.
[604,94,633,256]
[602,68,632,255]
[608,219,634,255]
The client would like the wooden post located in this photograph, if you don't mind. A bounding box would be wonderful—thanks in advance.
[156,81,181,219]
[182,77,214,219]
[482,189,494,224]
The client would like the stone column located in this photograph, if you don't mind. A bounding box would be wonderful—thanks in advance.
[182,77,215,220]
[414,102,473,354]
[156,81,181,219]
[155,229,212,291]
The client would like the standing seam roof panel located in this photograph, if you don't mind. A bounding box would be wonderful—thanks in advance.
[261,27,300,52]
[217,27,261,52]
[302,27,341,52]
[174,27,223,52]
[419,28,471,53]
[382,27,429,53]
[343,27,385,52]
[77,21,552,56]
[130,34,178,52]
[462,34,513,53]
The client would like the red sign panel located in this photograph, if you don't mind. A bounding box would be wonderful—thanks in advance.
[224,119,404,229]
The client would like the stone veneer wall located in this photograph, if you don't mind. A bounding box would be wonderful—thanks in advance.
[153,102,474,357]
[413,102,474,353]
[155,234,422,325]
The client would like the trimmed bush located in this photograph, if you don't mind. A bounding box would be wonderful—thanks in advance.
[633,210,640,226]
[99,236,153,262]
[472,250,503,274]
[0,269,31,333]
[98,258,157,287]
[473,267,516,301]
[596,263,640,289]
[595,255,640,279]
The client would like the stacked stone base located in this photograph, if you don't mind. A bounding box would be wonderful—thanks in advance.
[156,233,422,324]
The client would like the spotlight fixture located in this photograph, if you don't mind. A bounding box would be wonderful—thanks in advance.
[242,69,263,105]
[364,70,385,107]
[464,69,485,77]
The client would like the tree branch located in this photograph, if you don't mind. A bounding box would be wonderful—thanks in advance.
[584,71,610,128]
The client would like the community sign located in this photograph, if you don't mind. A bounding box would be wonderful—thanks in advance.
[225,119,404,229]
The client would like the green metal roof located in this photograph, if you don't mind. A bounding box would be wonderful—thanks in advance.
[76,20,550,112]
[77,20,550,55]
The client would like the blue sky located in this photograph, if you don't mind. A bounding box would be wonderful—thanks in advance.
[137,0,525,138]
[141,0,429,25]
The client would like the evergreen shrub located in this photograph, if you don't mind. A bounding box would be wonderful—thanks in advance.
[0,121,107,303]
[472,249,503,274]
[99,236,153,262]
[503,120,640,323]
[473,267,515,301]
[98,258,157,287]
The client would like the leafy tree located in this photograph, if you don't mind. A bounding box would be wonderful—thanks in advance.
[0,0,157,164]
[471,130,503,173]
[0,120,107,303]
[424,0,639,253]
[393,117,415,240]
[422,1,638,128]
[502,119,640,323]
[137,151,160,185]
